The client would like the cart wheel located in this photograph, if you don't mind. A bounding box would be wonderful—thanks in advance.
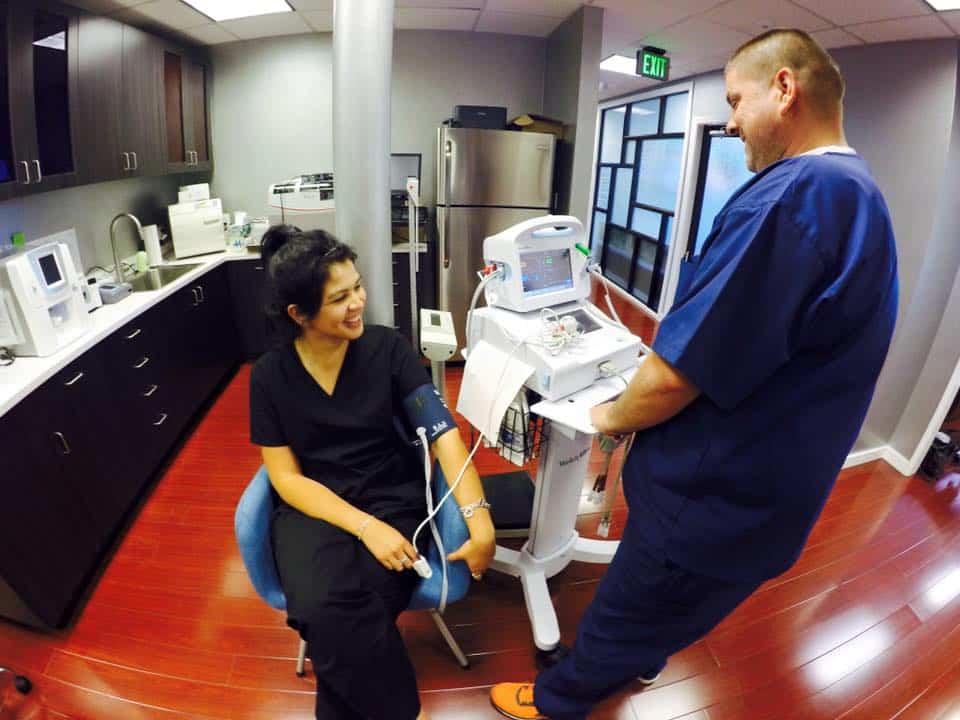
[13,675,32,694]
[535,642,570,670]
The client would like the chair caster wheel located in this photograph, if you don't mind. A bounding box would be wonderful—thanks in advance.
[535,642,570,670]
[14,675,32,694]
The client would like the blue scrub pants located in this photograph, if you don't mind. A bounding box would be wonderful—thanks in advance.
[534,518,762,720]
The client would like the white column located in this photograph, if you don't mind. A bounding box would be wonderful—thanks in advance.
[333,0,395,326]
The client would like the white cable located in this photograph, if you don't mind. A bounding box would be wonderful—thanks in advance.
[464,269,503,356]
[415,426,450,612]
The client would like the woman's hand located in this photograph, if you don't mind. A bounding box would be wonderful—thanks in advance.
[359,518,419,572]
[447,520,496,579]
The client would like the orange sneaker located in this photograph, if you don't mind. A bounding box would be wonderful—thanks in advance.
[490,682,546,719]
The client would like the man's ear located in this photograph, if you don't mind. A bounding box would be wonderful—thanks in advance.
[775,67,798,116]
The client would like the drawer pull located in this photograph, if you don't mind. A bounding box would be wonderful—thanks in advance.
[143,384,158,397]
[124,328,142,340]
[153,413,168,427]
[64,372,84,386]
[52,431,71,455]
[254,265,264,270]
[133,356,150,369]
[196,285,205,303]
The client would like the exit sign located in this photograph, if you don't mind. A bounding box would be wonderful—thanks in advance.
[637,47,669,81]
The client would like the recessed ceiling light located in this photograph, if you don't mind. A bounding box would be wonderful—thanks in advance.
[925,0,960,9]
[181,0,292,22]
[599,55,637,76]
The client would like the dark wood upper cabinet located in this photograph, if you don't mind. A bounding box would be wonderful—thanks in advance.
[76,14,122,182]
[163,49,210,173]
[121,24,164,177]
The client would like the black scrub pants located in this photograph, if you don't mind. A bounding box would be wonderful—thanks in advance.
[272,505,422,720]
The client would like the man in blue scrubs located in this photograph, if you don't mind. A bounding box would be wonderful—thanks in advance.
[491,28,898,720]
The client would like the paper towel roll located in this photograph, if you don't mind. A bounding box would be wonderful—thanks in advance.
[143,225,162,266]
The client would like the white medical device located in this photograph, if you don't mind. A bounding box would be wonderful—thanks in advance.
[168,198,225,258]
[0,241,91,356]
[469,215,641,401]
[267,173,337,233]
[419,308,457,362]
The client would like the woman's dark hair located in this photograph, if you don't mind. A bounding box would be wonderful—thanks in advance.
[261,225,358,343]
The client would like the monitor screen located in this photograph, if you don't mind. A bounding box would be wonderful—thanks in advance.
[37,252,62,286]
[520,248,573,297]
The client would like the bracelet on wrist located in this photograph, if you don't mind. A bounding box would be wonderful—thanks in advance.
[355,514,374,540]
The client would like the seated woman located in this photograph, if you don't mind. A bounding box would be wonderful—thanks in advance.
[249,226,495,720]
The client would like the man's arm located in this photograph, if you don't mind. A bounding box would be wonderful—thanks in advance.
[590,350,701,435]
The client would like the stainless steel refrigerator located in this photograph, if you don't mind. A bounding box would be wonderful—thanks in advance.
[436,127,556,354]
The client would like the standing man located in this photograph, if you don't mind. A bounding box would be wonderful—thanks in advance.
[490,28,898,720]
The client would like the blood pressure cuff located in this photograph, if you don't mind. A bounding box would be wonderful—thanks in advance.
[398,383,456,446]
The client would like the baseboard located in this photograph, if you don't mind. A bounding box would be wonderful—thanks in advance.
[882,446,915,476]
[843,446,887,468]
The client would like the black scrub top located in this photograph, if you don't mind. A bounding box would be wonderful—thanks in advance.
[249,325,431,519]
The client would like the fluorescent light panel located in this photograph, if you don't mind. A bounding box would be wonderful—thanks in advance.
[925,0,960,9]
[600,55,637,76]
[181,0,292,22]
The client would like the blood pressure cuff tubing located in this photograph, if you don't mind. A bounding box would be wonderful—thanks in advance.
[399,383,456,446]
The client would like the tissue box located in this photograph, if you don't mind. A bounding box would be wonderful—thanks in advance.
[178,183,210,203]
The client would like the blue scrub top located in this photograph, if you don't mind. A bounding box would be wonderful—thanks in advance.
[626,152,898,583]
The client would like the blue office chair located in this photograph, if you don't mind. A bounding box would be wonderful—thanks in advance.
[235,463,472,676]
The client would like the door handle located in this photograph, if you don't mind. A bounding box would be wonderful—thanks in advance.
[63,371,84,386]
[20,161,30,184]
[196,285,205,303]
[133,356,150,369]
[122,152,131,171]
[124,328,141,340]
[52,431,71,455]
[33,160,42,183]
[131,151,138,170]
[143,384,158,397]
[191,288,200,306]
[152,413,168,427]
[442,138,453,269]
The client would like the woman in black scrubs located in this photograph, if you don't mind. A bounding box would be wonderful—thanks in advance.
[249,227,495,720]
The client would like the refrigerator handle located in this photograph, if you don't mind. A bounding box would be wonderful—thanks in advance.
[442,138,453,269]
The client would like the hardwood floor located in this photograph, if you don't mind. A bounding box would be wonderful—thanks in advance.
[2,287,960,719]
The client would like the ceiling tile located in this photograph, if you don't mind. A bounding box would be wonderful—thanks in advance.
[483,0,584,19]
[301,10,332,31]
[810,27,864,48]
[642,17,752,57]
[288,0,332,9]
[704,0,833,34]
[845,13,954,42]
[598,1,702,58]
[475,10,564,35]
[789,0,931,27]
[591,0,728,14]
[219,11,311,39]
[129,0,211,29]
[394,8,479,30]
[180,23,241,44]
[396,0,488,7]
[940,10,960,34]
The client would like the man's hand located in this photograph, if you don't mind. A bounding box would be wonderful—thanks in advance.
[590,401,616,435]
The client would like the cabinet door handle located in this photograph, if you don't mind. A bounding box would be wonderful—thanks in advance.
[254,265,263,271]
[20,161,30,184]
[33,160,42,183]
[143,384,158,397]
[131,151,138,170]
[133,356,150,369]
[153,413,168,427]
[52,431,71,455]
[122,152,130,171]
[191,288,200,306]
[196,285,205,303]
[124,328,142,340]
[64,371,84,386]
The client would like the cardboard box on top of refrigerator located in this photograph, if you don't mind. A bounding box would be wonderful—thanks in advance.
[509,114,565,140]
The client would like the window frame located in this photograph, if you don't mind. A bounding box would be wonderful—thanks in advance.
[588,81,693,319]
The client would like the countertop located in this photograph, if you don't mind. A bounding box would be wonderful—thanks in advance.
[0,249,258,419]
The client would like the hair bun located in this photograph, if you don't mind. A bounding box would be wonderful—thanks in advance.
[260,224,302,266]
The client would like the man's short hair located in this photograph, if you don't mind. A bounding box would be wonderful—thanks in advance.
[727,29,845,118]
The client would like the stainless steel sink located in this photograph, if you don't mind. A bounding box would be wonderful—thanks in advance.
[128,263,203,292]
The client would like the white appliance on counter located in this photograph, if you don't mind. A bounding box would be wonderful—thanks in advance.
[0,241,91,357]
[168,198,225,258]
[267,173,336,232]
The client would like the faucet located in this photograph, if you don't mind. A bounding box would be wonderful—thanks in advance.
[110,213,144,284]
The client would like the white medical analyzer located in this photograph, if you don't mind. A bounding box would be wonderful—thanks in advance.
[458,215,644,655]
[0,241,91,357]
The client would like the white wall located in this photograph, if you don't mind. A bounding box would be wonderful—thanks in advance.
[210,30,547,219]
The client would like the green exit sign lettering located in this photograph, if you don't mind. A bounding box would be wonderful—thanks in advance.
[637,47,669,81]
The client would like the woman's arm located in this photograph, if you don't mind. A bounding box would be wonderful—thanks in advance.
[261,445,419,573]
[431,429,496,577]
